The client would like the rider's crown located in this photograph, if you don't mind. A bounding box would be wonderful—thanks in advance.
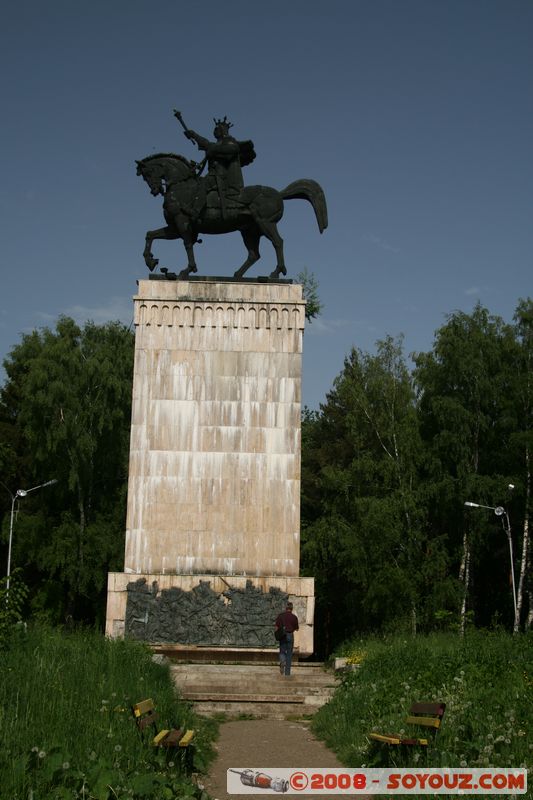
[213,116,233,130]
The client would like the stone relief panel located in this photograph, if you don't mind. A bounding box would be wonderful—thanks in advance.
[125,578,288,647]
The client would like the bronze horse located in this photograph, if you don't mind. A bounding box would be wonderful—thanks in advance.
[136,153,328,279]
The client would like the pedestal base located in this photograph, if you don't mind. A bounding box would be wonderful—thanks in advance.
[106,572,314,657]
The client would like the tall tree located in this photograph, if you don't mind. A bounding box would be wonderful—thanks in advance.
[413,302,527,630]
[301,336,445,649]
[510,299,533,630]
[0,317,134,622]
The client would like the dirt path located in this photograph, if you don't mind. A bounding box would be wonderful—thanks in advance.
[200,719,362,800]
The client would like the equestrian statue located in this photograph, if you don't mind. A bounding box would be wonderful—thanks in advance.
[136,110,328,279]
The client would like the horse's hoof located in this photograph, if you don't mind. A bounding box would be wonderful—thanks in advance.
[178,268,195,280]
[146,258,159,272]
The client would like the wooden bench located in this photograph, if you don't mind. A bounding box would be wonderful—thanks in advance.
[132,698,195,769]
[369,701,446,747]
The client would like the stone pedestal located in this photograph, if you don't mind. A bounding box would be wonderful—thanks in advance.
[106,278,314,656]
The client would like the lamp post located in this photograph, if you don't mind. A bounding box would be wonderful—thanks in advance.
[4,479,58,594]
[464,500,517,618]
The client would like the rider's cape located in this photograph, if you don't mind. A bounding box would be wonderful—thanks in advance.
[238,140,256,167]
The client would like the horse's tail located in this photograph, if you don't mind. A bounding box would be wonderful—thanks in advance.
[280,179,328,233]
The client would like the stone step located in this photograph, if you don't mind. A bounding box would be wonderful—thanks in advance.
[171,659,331,674]
[183,690,333,702]
[181,685,334,698]
[191,699,327,719]
[171,664,334,680]
[172,672,335,693]
[171,662,337,719]
[173,674,335,690]
[185,692,307,703]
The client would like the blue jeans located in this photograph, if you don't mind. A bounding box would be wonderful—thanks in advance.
[279,632,294,675]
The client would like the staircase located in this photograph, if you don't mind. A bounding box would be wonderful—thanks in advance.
[170,662,337,719]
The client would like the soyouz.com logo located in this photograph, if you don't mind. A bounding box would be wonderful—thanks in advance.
[227,767,527,794]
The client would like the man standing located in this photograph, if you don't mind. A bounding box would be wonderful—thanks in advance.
[275,601,299,677]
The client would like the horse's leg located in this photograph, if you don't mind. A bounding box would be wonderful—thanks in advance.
[143,226,178,271]
[172,214,199,279]
[254,220,287,279]
[234,227,261,279]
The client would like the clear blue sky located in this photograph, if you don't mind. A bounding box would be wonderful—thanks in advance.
[1,0,531,409]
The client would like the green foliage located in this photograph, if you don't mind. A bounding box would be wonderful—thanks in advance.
[0,569,29,649]
[413,301,531,630]
[0,317,134,623]
[302,299,533,649]
[301,336,443,646]
[0,624,216,799]
[313,631,533,772]
[297,267,323,321]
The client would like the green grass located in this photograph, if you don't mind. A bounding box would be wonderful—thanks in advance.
[313,630,532,776]
[0,624,216,799]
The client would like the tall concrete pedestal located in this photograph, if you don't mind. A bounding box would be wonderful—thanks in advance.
[106,278,314,656]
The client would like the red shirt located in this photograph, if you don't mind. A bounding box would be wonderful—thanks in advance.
[276,610,299,633]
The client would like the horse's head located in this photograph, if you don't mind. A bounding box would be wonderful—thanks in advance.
[136,154,196,196]
[136,158,164,196]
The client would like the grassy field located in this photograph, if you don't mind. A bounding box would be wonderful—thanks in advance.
[0,623,216,800]
[312,630,532,780]
[2,619,531,798]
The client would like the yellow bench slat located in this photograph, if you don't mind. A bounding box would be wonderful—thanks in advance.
[179,729,195,747]
[405,715,441,728]
[369,733,401,745]
[153,729,170,746]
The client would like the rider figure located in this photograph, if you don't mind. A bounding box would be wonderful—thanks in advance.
[179,115,255,218]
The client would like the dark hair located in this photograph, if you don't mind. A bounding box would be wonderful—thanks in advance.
[286,602,293,610]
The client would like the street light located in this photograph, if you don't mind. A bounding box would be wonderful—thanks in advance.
[4,479,58,594]
[464,500,517,617]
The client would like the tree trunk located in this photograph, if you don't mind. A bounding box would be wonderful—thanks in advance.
[459,531,470,637]
[514,443,530,633]
[77,484,86,603]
